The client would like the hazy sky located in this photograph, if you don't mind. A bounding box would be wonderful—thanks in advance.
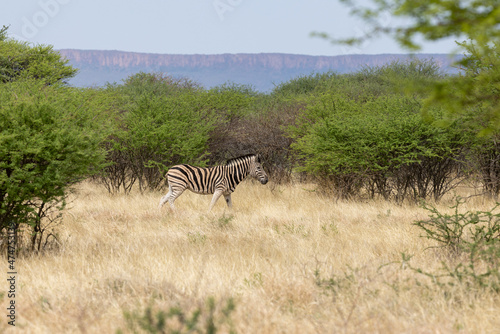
[1,0,459,56]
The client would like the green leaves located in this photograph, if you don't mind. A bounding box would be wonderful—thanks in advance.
[292,94,419,173]
[125,91,216,164]
[412,198,500,291]
[328,0,500,134]
[286,62,471,201]
[335,0,500,51]
[427,41,500,135]
[0,80,110,247]
[97,73,241,193]
[0,27,76,84]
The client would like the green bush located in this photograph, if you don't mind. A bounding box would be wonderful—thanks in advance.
[119,297,236,334]
[97,76,268,193]
[469,134,500,197]
[272,59,443,101]
[204,83,258,119]
[97,74,222,193]
[410,198,500,292]
[96,60,459,194]
[272,71,337,97]
[288,93,469,201]
[126,92,218,191]
[121,72,200,97]
[0,80,110,251]
[203,83,260,165]
[0,26,76,84]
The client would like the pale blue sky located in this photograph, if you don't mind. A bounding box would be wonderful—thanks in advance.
[1,0,459,55]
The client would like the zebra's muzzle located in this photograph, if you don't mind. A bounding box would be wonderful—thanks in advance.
[260,178,268,185]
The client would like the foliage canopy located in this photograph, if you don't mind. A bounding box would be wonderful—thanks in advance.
[317,0,500,134]
[0,80,110,250]
[0,26,76,84]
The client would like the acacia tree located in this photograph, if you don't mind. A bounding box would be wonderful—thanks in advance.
[0,81,111,252]
[326,0,499,50]
[0,25,77,84]
[0,29,109,252]
[314,0,500,196]
[317,0,500,133]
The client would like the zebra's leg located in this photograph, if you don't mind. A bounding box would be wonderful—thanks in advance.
[158,185,173,209]
[208,189,223,212]
[167,187,185,211]
[224,194,232,209]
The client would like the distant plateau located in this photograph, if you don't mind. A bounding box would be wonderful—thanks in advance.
[58,50,459,92]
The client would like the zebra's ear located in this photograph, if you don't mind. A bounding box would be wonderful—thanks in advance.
[256,154,262,163]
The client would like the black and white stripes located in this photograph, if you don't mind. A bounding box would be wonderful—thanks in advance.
[159,154,268,211]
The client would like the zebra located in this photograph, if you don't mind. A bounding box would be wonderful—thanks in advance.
[158,154,268,212]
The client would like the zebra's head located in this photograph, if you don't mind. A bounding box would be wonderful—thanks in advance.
[251,154,268,185]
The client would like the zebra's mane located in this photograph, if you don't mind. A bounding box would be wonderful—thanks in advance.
[225,154,256,166]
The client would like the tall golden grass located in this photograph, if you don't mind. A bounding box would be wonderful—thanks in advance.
[1,180,499,333]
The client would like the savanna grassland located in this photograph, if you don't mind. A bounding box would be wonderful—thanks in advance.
[2,180,499,334]
[3,25,500,334]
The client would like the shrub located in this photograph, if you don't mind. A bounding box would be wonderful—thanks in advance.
[0,26,76,84]
[119,297,236,334]
[272,71,337,97]
[204,83,258,120]
[121,72,200,97]
[0,81,110,251]
[471,135,500,198]
[410,198,500,292]
[100,92,217,192]
[288,93,469,201]
[97,75,220,193]
[207,98,301,183]
[98,79,275,193]
[272,59,443,101]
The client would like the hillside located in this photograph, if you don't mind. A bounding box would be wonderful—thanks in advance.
[58,50,459,91]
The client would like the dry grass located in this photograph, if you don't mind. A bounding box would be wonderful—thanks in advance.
[2,180,500,333]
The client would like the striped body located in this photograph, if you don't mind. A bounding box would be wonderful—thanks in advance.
[159,154,268,211]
